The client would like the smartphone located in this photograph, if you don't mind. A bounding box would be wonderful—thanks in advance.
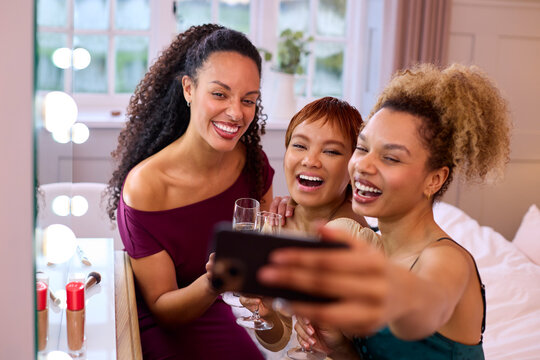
[210,221,349,303]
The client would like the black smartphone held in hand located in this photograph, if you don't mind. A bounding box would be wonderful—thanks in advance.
[210,222,349,303]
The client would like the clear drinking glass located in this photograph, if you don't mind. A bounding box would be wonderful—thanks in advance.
[235,210,282,331]
[287,316,327,360]
[287,346,327,360]
[256,211,282,234]
[232,198,260,231]
[222,198,260,307]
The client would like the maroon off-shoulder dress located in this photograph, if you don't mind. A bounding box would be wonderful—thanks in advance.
[117,152,274,359]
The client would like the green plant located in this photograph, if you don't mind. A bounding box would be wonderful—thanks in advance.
[260,29,313,75]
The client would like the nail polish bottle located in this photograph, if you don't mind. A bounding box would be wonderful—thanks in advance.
[66,278,85,357]
[36,274,49,353]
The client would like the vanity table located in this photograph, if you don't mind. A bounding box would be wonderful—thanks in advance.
[37,238,140,359]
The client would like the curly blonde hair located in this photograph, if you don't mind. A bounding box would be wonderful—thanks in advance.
[369,63,512,200]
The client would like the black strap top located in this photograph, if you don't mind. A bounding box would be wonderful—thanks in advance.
[409,237,486,336]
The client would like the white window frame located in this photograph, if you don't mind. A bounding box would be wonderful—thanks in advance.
[37,0,381,124]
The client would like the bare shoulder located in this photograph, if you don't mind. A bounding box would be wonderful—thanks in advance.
[123,158,167,211]
[419,239,473,277]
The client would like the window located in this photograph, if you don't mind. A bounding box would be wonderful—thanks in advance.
[36,0,380,120]
[37,0,152,115]
[175,0,251,34]
[279,0,348,98]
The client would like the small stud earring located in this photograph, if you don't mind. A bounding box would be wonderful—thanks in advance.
[186,101,191,107]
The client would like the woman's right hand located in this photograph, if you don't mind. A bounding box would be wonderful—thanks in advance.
[269,196,296,225]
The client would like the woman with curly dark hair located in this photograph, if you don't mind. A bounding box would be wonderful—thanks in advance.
[106,24,273,359]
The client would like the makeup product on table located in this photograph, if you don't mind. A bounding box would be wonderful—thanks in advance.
[85,271,101,290]
[49,289,62,307]
[36,273,49,353]
[76,245,92,266]
[66,275,85,357]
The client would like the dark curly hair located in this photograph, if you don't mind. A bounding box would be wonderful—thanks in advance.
[106,24,267,220]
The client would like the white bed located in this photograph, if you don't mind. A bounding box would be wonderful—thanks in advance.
[240,202,540,360]
[433,202,540,360]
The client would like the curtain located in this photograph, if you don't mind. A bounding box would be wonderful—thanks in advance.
[380,0,452,82]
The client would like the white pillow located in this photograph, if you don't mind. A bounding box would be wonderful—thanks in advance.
[512,204,540,265]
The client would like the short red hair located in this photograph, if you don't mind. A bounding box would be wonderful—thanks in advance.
[284,97,363,152]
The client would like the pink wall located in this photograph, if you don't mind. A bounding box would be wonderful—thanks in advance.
[0,0,35,358]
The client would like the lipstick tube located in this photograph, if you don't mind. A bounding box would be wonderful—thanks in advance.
[66,279,85,357]
[36,275,49,352]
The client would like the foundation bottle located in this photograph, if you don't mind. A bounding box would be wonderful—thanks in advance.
[36,278,48,352]
[66,280,85,357]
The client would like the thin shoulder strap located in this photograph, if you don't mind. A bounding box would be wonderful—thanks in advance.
[409,237,486,336]
[434,237,486,336]
[407,237,455,271]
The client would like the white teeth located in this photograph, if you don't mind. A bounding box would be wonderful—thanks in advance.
[355,181,382,194]
[299,174,323,182]
[213,122,239,134]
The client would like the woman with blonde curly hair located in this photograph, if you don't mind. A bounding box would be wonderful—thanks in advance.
[257,63,511,360]
[106,24,273,359]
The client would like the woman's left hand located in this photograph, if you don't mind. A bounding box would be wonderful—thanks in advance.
[205,253,219,294]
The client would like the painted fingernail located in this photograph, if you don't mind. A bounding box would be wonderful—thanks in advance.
[308,338,316,346]
[272,297,293,317]
[306,326,314,336]
[286,210,292,217]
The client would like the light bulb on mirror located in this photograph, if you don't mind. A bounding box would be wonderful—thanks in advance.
[43,224,77,265]
[43,91,78,133]
[72,48,91,70]
[51,127,71,144]
[51,195,71,216]
[52,47,72,69]
[71,122,90,144]
[71,195,88,217]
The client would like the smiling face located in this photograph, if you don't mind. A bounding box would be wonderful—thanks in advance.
[285,119,353,209]
[348,108,439,219]
[182,51,260,152]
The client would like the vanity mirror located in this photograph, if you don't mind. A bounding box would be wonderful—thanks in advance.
[33,0,153,358]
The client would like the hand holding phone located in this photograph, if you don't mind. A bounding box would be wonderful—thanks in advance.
[210,222,349,303]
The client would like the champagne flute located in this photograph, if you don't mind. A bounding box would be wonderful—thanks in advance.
[287,316,327,360]
[287,344,327,360]
[232,197,260,231]
[222,198,260,307]
[256,211,282,234]
[235,211,282,331]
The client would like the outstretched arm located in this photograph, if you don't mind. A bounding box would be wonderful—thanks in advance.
[258,226,472,340]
